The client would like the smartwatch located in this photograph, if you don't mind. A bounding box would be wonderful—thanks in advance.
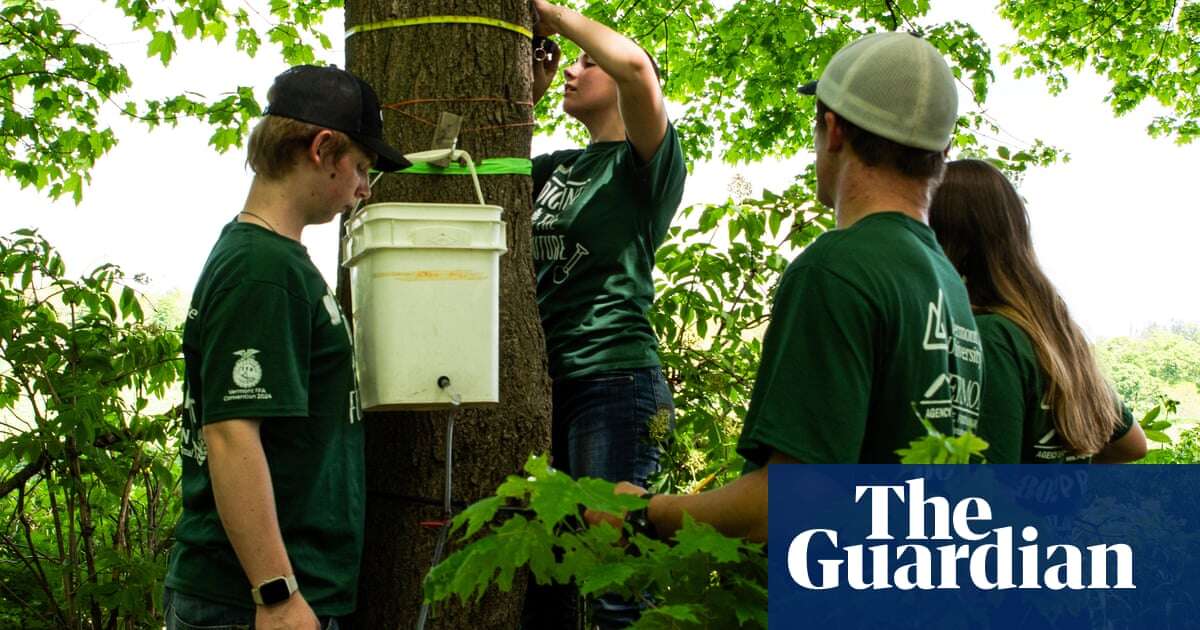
[251,575,298,606]
[624,493,659,540]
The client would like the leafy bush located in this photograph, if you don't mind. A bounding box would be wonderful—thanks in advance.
[650,169,831,495]
[1140,426,1200,464]
[0,230,182,628]
[423,455,767,629]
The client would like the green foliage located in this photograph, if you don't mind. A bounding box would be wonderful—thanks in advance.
[999,0,1200,143]
[0,0,339,202]
[1140,426,1200,463]
[896,409,991,464]
[0,230,183,628]
[650,167,830,494]
[425,456,767,629]
[0,2,128,203]
[1096,326,1200,415]
[1138,398,1178,445]
[545,0,1063,169]
[5,0,1191,199]
[1135,397,1200,463]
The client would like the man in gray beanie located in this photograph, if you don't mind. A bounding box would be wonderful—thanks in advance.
[591,32,988,543]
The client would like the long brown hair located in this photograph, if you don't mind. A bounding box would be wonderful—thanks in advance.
[929,159,1117,455]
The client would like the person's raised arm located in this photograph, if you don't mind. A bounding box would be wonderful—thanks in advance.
[533,0,668,162]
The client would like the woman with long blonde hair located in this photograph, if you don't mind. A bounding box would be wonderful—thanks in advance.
[929,159,1146,463]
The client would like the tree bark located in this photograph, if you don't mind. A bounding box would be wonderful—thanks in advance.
[342,1,550,628]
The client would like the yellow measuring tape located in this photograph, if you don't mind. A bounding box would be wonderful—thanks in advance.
[346,15,532,39]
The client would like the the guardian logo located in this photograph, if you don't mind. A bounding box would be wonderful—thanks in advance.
[787,478,1135,591]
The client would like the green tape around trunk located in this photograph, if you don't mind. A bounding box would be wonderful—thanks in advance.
[397,158,532,176]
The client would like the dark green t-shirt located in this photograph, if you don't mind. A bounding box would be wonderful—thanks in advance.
[737,213,984,464]
[166,221,364,615]
[974,313,1133,463]
[531,124,686,379]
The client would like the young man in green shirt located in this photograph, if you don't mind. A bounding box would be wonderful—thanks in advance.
[590,32,985,543]
[164,66,409,630]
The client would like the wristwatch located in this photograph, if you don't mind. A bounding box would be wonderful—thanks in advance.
[251,575,298,606]
[624,493,659,540]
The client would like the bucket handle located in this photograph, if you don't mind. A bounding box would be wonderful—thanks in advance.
[343,149,488,244]
[400,149,487,207]
[351,148,486,214]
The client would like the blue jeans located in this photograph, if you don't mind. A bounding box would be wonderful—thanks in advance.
[523,366,675,629]
[162,588,342,630]
[551,367,673,486]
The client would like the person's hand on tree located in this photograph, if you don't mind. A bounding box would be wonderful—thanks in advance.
[531,0,562,36]
[583,481,647,530]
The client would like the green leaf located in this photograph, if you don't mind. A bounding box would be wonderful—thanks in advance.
[635,604,702,626]
[577,562,637,596]
[528,466,583,526]
[1144,429,1172,444]
[670,513,745,563]
[119,286,137,319]
[176,8,202,39]
[449,495,503,540]
[147,31,177,64]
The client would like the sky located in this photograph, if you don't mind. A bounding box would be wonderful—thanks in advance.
[1,1,1197,340]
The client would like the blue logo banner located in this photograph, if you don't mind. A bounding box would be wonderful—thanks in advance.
[769,465,1200,629]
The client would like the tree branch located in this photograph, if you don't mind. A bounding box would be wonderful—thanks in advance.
[0,452,47,501]
[15,483,69,628]
[883,0,900,30]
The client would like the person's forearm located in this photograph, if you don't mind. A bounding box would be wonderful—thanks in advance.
[1093,421,1148,463]
[533,75,553,104]
[538,5,653,86]
[649,466,770,543]
[204,420,294,587]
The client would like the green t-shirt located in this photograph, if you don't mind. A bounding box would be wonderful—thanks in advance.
[166,221,364,615]
[531,124,686,379]
[974,313,1134,463]
[737,213,984,464]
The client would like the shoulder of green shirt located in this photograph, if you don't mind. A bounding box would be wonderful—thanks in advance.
[206,234,321,305]
[791,214,904,265]
[783,228,877,293]
[628,122,682,165]
[1111,401,1136,440]
[532,148,584,191]
[534,148,583,170]
[976,313,1029,352]
[779,257,874,303]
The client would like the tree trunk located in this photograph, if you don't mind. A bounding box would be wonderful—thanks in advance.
[342,1,550,628]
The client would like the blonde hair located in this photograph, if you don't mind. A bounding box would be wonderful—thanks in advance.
[929,159,1118,455]
[245,115,354,180]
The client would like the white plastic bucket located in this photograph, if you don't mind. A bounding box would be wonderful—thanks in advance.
[342,150,507,410]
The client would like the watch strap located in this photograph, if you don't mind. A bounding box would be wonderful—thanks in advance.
[624,493,659,540]
[251,574,298,606]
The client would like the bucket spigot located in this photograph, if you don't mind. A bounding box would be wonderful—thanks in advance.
[437,376,462,406]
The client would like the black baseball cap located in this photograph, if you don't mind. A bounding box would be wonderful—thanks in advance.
[263,65,411,171]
